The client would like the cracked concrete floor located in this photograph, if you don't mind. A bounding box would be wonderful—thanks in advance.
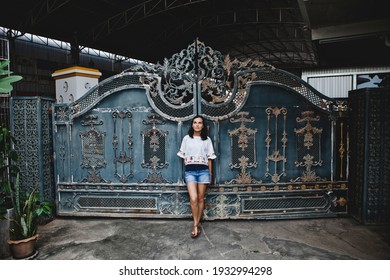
[24,217,390,260]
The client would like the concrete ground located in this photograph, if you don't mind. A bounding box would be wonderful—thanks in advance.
[19,216,390,260]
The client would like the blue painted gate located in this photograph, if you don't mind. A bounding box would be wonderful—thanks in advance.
[53,41,348,219]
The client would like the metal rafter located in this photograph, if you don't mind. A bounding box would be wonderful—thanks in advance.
[142,7,309,58]
[85,0,206,43]
[23,0,71,29]
[277,8,306,62]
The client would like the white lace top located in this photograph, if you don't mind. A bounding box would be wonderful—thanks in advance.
[177,135,216,166]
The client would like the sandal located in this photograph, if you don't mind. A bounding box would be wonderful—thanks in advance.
[197,224,202,235]
[191,225,200,238]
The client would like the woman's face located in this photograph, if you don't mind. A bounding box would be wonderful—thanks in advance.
[192,117,204,133]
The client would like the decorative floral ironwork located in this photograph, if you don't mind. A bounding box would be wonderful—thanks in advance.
[80,170,108,183]
[203,194,240,218]
[132,39,275,121]
[159,193,190,215]
[112,110,133,183]
[333,100,348,117]
[226,112,262,184]
[79,115,107,183]
[140,113,171,183]
[292,111,325,183]
[58,126,67,182]
[55,106,69,122]
[339,122,345,178]
[265,107,287,183]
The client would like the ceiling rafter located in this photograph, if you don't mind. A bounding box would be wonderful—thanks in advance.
[260,11,304,63]
[86,0,206,43]
[229,32,265,61]
[235,27,284,64]
[141,7,309,53]
[23,0,72,29]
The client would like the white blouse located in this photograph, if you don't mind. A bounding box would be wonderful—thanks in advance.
[177,135,216,166]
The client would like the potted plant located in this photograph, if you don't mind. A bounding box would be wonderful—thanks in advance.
[6,172,53,259]
[0,114,53,260]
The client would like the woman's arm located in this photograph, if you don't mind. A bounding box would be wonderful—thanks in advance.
[208,159,213,185]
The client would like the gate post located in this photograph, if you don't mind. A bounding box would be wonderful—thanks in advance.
[10,96,55,201]
[348,88,390,224]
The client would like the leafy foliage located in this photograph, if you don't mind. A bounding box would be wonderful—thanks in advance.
[1,126,53,240]
[0,60,22,94]
[6,173,53,240]
[0,126,19,215]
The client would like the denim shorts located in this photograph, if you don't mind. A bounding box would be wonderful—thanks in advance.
[184,169,210,184]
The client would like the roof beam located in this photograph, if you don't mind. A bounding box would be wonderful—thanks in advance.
[144,7,307,45]
[87,0,206,43]
[23,0,71,29]
[312,18,390,43]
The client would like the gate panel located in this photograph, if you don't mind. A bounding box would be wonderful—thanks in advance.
[11,97,55,201]
[204,83,340,219]
[54,86,189,216]
[54,40,348,219]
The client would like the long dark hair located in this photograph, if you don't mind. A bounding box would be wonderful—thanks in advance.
[188,115,208,140]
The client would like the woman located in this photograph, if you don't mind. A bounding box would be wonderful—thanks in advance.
[177,115,216,238]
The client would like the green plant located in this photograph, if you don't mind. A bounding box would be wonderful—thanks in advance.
[6,173,53,240]
[0,58,22,212]
[0,126,53,239]
[0,60,22,94]
[0,126,19,216]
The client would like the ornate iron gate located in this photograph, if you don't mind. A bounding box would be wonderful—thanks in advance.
[11,96,55,201]
[53,40,348,219]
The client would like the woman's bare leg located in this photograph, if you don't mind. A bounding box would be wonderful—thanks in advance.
[196,183,207,226]
[187,182,199,235]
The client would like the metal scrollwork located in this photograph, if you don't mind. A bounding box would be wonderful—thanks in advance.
[159,193,190,215]
[131,39,275,121]
[333,100,348,117]
[332,100,348,179]
[339,122,345,179]
[79,115,107,183]
[136,41,198,107]
[292,111,325,183]
[265,107,288,183]
[58,126,67,182]
[112,110,133,183]
[55,105,69,122]
[204,194,241,218]
[139,113,171,183]
[139,75,160,98]
[225,112,262,184]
